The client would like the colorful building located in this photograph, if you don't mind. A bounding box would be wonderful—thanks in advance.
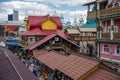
[84,0,120,69]
[21,15,79,55]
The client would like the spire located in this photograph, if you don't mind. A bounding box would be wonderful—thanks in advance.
[53,6,57,17]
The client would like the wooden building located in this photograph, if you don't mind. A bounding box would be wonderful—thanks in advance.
[21,15,79,55]
[84,0,120,70]
[65,26,97,56]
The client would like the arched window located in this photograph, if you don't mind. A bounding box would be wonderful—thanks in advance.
[116,46,120,55]
[104,45,109,52]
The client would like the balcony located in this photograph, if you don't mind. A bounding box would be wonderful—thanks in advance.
[87,6,120,19]
[72,36,96,41]
[100,6,120,17]
[101,32,110,39]
[87,10,100,20]
[101,32,120,40]
[113,32,120,40]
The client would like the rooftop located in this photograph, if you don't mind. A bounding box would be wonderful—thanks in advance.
[0,47,39,80]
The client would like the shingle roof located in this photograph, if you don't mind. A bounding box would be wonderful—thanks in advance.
[34,51,120,80]
[84,68,120,80]
[28,15,62,30]
[0,47,39,80]
[78,27,96,32]
[66,28,80,34]
[33,50,48,57]
[35,51,99,80]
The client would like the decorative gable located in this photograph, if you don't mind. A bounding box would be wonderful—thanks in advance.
[41,18,57,30]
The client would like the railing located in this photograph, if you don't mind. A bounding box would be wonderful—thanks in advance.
[101,32,110,39]
[101,32,120,40]
[87,10,100,19]
[87,6,120,19]
[100,6,120,17]
[72,36,96,41]
[113,32,120,40]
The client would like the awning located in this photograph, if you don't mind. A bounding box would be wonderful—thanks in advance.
[6,42,20,46]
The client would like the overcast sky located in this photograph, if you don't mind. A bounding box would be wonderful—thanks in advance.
[0,0,95,23]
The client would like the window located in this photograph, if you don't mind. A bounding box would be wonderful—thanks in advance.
[104,45,109,52]
[114,2,119,7]
[30,37,34,41]
[116,46,120,55]
[114,26,118,32]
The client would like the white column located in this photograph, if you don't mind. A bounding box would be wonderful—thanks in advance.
[111,19,114,40]
[97,1,100,10]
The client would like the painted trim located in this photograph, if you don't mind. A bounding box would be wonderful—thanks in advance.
[100,57,120,63]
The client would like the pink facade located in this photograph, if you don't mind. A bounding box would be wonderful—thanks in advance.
[102,19,120,32]
[100,43,120,62]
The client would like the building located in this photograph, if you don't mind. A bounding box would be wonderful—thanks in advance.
[84,0,120,70]
[65,3,97,56]
[21,15,79,55]
[8,14,13,21]
[0,21,25,37]
[8,10,19,21]
[65,27,97,56]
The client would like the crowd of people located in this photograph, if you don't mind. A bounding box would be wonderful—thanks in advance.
[15,50,72,80]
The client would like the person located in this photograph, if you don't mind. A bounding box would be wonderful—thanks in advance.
[29,63,34,72]
[33,68,37,76]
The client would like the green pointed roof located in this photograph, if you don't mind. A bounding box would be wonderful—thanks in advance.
[82,19,97,28]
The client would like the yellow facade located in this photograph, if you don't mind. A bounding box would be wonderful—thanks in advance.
[41,18,57,30]
[26,21,30,30]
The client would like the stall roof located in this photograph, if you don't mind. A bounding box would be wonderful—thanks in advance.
[84,67,120,80]
[78,27,96,32]
[33,50,48,57]
[35,51,120,80]
[35,51,99,80]
[0,47,39,80]
[66,28,80,34]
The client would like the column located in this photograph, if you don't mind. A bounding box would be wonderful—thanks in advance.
[97,0,100,10]
[111,19,114,40]
[99,20,102,39]
[88,5,90,11]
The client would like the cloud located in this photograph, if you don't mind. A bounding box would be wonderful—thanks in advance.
[24,0,95,6]
[0,1,51,20]
[0,0,88,23]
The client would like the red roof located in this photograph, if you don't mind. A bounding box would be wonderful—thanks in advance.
[85,68,120,80]
[21,28,70,38]
[28,15,62,30]
[4,26,19,31]
[34,51,120,80]
[28,34,56,50]
[33,50,48,57]
[27,33,72,50]
[35,51,99,80]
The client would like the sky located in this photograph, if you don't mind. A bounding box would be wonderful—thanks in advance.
[0,0,95,23]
